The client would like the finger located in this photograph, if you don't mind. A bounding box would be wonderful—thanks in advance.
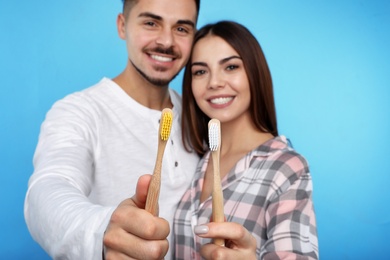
[132,174,153,208]
[109,199,170,240]
[197,223,257,260]
[105,241,168,260]
[105,229,168,260]
[104,174,170,259]
[105,249,133,260]
[195,222,256,249]
[104,207,170,259]
[200,243,244,260]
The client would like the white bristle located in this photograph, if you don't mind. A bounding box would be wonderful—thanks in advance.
[208,122,219,151]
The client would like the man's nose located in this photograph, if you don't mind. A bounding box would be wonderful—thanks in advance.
[155,28,174,48]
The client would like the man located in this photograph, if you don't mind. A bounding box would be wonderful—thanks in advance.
[24,0,200,259]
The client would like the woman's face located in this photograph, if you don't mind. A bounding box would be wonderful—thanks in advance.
[190,35,251,124]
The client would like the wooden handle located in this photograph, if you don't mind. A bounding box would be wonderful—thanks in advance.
[145,139,167,216]
[212,150,225,246]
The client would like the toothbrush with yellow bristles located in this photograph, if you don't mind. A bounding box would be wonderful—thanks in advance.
[145,108,173,216]
[208,118,225,247]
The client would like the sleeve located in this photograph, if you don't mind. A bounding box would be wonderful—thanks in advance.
[262,151,319,260]
[24,95,115,260]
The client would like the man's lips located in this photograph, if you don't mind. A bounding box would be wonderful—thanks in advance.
[150,54,174,62]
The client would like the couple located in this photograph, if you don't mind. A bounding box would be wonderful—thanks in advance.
[24,0,319,259]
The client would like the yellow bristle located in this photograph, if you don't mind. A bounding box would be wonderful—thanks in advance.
[160,110,173,141]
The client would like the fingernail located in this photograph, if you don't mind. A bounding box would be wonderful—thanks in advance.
[194,225,209,235]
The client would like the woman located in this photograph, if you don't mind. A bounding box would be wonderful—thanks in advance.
[174,21,319,259]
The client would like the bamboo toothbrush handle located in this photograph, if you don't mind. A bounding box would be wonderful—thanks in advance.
[212,151,225,246]
[145,139,167,216]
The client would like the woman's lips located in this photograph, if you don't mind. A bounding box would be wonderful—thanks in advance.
[209,96,234,105]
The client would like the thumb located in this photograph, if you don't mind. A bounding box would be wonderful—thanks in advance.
[132,174,152,208]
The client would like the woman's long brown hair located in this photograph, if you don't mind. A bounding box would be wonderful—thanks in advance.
[181,21,278,156]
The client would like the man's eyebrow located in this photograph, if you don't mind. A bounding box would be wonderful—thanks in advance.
[138,12,162,20]
[177,20,195,28]
[138,12,195,28]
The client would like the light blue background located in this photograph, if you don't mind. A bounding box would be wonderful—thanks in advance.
[1,1,389,259]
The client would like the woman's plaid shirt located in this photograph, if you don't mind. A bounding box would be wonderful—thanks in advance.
[174,136,319,259]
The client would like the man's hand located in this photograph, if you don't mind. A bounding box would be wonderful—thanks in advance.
[103,175,170,260]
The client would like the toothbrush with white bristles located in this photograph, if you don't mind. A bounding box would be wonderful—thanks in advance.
[208,118,225,247]
[145,108,173,216]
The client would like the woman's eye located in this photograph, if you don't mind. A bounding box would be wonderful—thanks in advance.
[192,70,205,76]
[226,65,238,71]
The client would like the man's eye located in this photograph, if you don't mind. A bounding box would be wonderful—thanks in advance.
[177,27,189,34]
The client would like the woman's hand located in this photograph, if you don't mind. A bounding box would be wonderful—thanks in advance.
[194,222,257,260]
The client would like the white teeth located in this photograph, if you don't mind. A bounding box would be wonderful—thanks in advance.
[210,97,233,105]
[151,55,172,62]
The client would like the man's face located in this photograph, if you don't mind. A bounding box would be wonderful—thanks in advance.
[119,0,197,87]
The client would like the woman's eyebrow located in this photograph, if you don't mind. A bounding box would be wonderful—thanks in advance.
[191,55,242,67]
[219,55,241,65]
[191,61,207,67]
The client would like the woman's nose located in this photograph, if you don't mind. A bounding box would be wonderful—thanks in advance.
[208,72,226,90]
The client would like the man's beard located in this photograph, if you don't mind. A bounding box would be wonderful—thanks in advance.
[131,46,181,87]
[131,60,179,87]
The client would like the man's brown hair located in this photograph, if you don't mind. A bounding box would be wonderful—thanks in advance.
[121,0,200,19]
